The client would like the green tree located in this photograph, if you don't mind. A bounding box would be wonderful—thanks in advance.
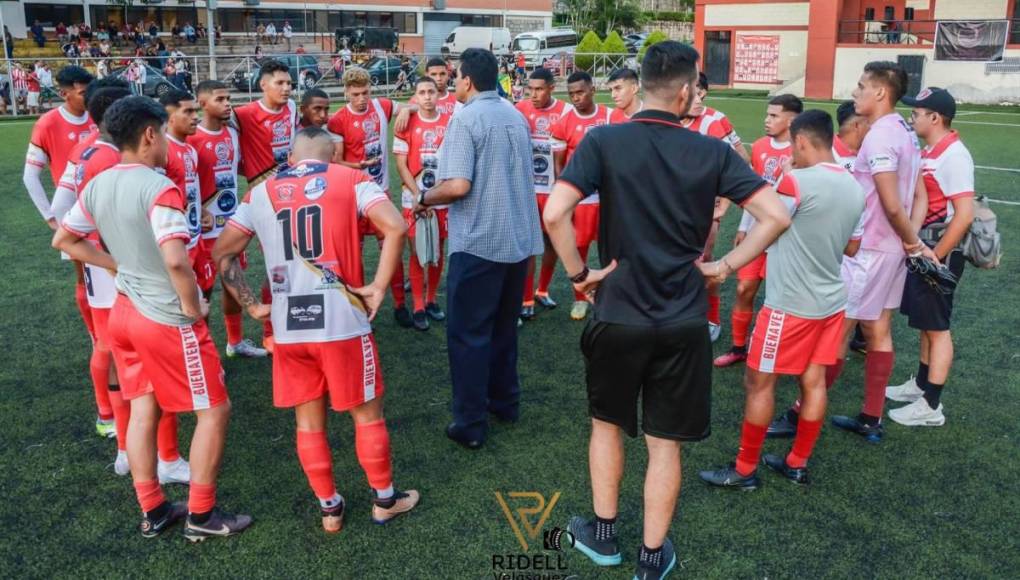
[601,31,629,71]
[638,30,669,61]
[574,30,603,72]
[592,0,645,38]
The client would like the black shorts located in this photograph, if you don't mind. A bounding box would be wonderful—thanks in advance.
[901,247,965,331]
[581,318,712,441]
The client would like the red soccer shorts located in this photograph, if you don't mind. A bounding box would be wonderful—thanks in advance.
[189,243,217,294]
[272,334,385,411]
[737,253,767,281]
[402,207,449,240]
[536,194,551,234]
[573,203,599,248]
[747,306,845,375]
[107,294,228,412]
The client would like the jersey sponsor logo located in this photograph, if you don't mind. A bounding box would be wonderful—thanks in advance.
[275,183,295,201]
[270,265,290,294]
[758,309,786,374]
[533,156,549,175]
[362,117,379,138]
[74,163,85,186]
[217,190,237,212]
[286,294,326,330]
[421,128,443,150]
[868,154,892,169]
[361,334,377,401]
[535,116,552,134]
[764,158,781,182]
[304,176,327,200]
[281,162,325,179]
[178,324,211,410]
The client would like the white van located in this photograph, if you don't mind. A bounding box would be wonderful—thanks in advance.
[442,27,512,56]
[511,28,579,67]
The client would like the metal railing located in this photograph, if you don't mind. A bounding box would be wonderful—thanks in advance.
[838,19,938,45]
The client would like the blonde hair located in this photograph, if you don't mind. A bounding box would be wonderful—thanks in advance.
[342,66,370,88]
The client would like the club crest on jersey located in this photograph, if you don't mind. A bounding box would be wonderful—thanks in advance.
[363,118,378,138]
[74,164,85,185]
[271,120,289,139]
[422,128,442,150]
[535,117,551,134]
[313,262,344,290]
[764,158,781,181]
[214,141,231,162]
[275,183,295,201]
[304,176,327,200]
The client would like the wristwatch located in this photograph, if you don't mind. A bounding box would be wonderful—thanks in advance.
[569,266,590,284]
[417,189,429,208]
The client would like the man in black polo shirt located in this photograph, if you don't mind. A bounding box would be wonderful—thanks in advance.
[543,41,791,579]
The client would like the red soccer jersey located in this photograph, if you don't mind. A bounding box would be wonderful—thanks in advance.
[681,107,742,149]
[920,131,975,227]
[327,98,394,191]
[610,102,642,124]
[550,103,613,165]
[409,91,460,117]
[58,131,100,194]
[26,73,41,93]
[164,135,202,249]
[27,107,98,185]
[188,125,242,238]
[516,98,572,194]
[751,136,792,186]
[75,138,121,194]
[392,111,450,208]
[233,99,298,181]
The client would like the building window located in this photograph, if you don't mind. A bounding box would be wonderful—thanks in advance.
[884,6,895,21]
[24,3,85,28]
[864,8,875,21]
[904,7,915,20]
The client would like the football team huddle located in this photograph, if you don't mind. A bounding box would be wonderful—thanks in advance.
[25,51,974,559]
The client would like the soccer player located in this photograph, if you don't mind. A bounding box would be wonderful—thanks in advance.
[607,67,642,122]
[886,88,974,427]
[833,100,870,172]
[393,77,451,331]
[233,59,300,353]
[298,88,344,163]
[699,110,865,489]
[189,80,267,358]
[53,96,251,540]
[328,66,413,328]
[160,91,206,289]
[213,127,419,533]
[828,61,936,443]
[515,67,572,319]
[404,57,462,117]
[550,71,612,321]
[714,94,802,367]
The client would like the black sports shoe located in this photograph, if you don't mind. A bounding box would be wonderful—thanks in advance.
[698,463,760,491]
[183,508,253,543]
[520,304,535,320]
[425,302,446,321]
[633,537,677,580]
[412,310,429,331]
[567,516,621,567]
[849,327,867,354]
[139,501,187,538]
[767,410,798,439]
[831,415,884,443]
[535,294,557,309]
[393,306,414,328]
[761,453,810,485]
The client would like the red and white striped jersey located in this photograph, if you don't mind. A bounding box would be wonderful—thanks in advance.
[392,111,450,208]
[920,131,975,227]
[188,125,242,239]
[163,135,202,250]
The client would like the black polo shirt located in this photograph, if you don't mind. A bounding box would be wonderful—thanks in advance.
[559,109,767,327]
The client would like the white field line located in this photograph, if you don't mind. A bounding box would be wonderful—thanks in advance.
[708,96,1020,126]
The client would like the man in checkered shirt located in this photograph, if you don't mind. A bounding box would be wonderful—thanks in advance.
[413,48,542,450]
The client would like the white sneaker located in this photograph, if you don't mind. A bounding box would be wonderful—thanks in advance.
[886,376,924,402]
[888,397,945,427]
[158,457,192,485]
[226,338,268,358]
[709,322,722,343]
[114,450,130,476]
[570,301,589,321]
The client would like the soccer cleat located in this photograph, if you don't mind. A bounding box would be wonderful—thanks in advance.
[412,310,429,331]
[321,497,345,534]
[140,501,187,539]
[262,336,275,355]
[96,417,116,439]
[633,537,677,580]
[766,410,798,439]
[226,338,268,358]
[886,376,924,403]
[158,457,191,485]
[567,516,622,567]
[708,322,722,343]
[183,508,253,542]
[114,450,130,476]
[698,464,760,491]
[425,302,446,321]
[571,301,589,320]
[713,349,747,368]
[888,397,945,427]
[535,293,558,309]
[520,304,535,320]
[761,453,810,485]
[831,415,884,443]
[394,306,414,328]
[371,489,420,524]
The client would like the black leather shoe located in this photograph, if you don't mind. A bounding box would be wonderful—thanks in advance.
[767,410,798,439]
[761,453,810,485]
[446,423,484,450]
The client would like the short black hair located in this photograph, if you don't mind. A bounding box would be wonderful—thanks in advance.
[567,71,592,85]
[295,125,332,143]
[103,96,168,150]
[768,93,804,114]
[195,79,228,95]
[836,100,859,127]
[159,89,195,108]
[863,60,908,103]
[790,109,834,148]
[258,59,290,80]
[56,65,94,88]
[425,57,446,70]
[415,76,438,90]
[85,76,129,105]
[697,72,709,91]
[529,67,554,84]
[640,41,699,98]
[300,87,329,105]
[608,68,638,83]
[87,86,132,126]
[458,48,497,92]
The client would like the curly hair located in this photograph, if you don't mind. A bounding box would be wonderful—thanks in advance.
[342,66,371,88]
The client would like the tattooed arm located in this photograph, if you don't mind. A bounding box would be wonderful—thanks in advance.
[211,224,271,320]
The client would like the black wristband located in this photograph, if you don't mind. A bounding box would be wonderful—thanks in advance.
[418,189,429,207]
[569,266,589,284]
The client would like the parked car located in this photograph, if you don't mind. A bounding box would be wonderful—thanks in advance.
[442,26,512,57]
[364,56,418,86]
[511,28,578,67]
[230,54,321,92]
[542,52,574,73]
[109,64,175,98]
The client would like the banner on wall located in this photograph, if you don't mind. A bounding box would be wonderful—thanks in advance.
[733,35,780,83]
[934,20,1008,62]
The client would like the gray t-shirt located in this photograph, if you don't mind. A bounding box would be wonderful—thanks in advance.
[62,164,193,326]
[764,163,865,319]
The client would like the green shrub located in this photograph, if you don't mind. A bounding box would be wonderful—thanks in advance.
[638,30,669,61]
[574,30,603,72]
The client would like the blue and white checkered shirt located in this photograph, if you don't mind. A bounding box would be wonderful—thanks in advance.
[437,91,543,263]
